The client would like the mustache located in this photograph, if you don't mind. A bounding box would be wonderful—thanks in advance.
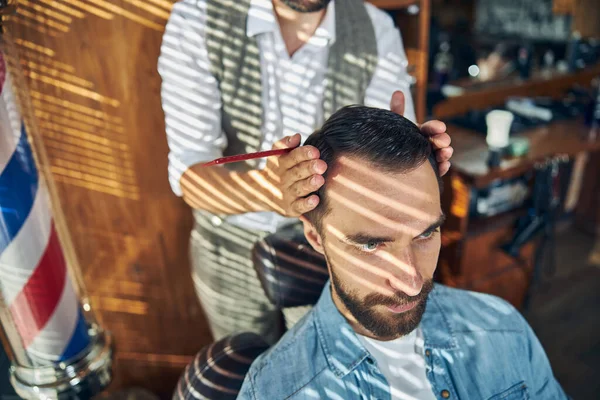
[363,280,434,308]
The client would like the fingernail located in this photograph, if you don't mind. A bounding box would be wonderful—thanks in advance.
[307,150,314,158]
[308,197,317,205]
[313,161,319,172]
[286,136,291,144]
[310,176,317,185]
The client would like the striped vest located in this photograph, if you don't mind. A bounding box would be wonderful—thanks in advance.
[204,0,378,171]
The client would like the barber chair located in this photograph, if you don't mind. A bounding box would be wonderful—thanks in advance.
[172,332,269,400]
[173,223,328,399]
[252,222,328,328]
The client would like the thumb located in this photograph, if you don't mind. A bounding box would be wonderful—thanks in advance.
[390,91,406,116]
[274,133,301,150]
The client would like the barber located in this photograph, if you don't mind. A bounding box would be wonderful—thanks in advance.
[158,0,453,343]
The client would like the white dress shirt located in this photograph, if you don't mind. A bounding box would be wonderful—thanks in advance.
[358,326,437,400]
[158,0,415,232]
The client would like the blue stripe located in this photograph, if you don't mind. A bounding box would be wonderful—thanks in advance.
[0,124,39,254]
[59,309,90,362]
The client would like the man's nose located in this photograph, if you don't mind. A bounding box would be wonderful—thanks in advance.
[385,247,423,297]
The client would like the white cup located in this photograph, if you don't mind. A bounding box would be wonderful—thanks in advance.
[486,110,514,149]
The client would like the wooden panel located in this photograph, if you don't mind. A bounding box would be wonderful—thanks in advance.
[553,0,600,38]
[572,0,600,38]
[575,150,600,234]
[416,0,430,123]
[459,225,534,283]
[401,57,426,122]
[446,224,535,308]
[470,265,531,307]
[3,1,211,397]
[391,0,430,122]
[436,173,471,283]
[438,197,535,308]
[553,0,575,14]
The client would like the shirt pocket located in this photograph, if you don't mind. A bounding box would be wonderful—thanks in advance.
[487,381,529,400]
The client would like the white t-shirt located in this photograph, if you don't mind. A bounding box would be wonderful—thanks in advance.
[357,326,436,400]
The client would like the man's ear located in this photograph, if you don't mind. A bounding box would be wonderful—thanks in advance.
[299,215,324,255]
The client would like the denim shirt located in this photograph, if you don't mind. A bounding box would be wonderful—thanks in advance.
[238,283,568,400]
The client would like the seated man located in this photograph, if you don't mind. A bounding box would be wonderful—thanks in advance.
[238,106,567,399]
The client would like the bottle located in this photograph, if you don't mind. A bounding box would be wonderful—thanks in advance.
[567,31,583,72]
[517,42,533,79]
[541,49,555,77]
[433,34,453,88]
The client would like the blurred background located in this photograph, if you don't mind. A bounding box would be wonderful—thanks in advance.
[0,0,599,398]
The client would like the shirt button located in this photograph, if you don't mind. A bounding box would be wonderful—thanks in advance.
[425,349,431,357]
[441,389,451,398]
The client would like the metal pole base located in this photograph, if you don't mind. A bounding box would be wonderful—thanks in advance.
[9,328,113,399]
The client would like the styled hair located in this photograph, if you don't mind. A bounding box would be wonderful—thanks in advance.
[303,105,440,230]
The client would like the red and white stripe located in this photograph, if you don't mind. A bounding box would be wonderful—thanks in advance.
[0,51,89,364]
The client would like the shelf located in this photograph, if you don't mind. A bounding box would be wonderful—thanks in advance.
[447,119,600,188]
[433,64,600,119]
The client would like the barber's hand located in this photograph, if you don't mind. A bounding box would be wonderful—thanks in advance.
[262,133,327,217]
[390,91,453,176]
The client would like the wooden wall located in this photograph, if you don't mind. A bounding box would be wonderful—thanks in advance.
[5,0,209,397]
[3,0,429,397]
[554,0,600,38]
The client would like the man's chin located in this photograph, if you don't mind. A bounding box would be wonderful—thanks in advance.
[329,265,434,340]
[384,298,420,314]
[361,300,427,339]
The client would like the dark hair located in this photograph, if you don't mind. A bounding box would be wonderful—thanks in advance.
[303,105,440,230]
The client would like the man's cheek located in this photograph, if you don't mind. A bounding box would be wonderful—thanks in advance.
[415,245,440,278]
[334,255,397,297]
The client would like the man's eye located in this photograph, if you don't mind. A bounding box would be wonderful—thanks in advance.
[359,241,380,252]
[418,230,438,240]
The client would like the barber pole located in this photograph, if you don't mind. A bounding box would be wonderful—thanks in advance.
[1,51,91,366]
[0,18,112,400]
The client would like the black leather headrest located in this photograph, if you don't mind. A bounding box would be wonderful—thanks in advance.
[174,333,269,400]
[252,222,329,308]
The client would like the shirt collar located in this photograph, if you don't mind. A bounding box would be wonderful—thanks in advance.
[420,286,459,350]
[247,0,278,37]
[313,282,370,378]
[313,282,458,378]
[246,0,336,46]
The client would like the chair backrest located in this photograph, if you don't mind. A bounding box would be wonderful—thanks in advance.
[175,223,328,400]
[173,333,269,400]
[252,222,329,308]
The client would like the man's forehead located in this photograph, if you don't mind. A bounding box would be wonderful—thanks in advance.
[324,203,443,239]
[326,156,440,207]
[322,156,441,235]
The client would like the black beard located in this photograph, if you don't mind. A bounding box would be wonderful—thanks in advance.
[280,0,331,13]
[331,266,434,339]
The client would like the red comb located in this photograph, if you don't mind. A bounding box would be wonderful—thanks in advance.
[202,148,293,167]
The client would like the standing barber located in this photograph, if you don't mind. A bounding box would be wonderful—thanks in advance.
[158,0,453,343]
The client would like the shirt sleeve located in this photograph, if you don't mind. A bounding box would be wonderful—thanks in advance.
[237,374,257,400]
[518,313,569,399]
[363,4,417,124]
[158,0,226,196]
